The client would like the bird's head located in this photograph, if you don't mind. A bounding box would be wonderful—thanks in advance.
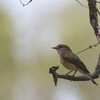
[52,44,72,53]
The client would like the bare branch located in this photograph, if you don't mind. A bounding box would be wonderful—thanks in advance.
[96,0,100,3]
[49,54,100,86]
[87,0,100,42]
[20,0,32,6]
[75,0,88,8]
[76,42,100,55]
[75,0,100,41]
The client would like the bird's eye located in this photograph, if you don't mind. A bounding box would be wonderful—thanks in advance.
[58,46,62,48]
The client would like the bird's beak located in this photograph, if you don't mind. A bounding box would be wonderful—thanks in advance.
[52,47,57,49]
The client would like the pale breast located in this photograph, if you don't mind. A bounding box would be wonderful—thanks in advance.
[60,57,77,71]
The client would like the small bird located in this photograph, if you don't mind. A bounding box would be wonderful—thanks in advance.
[52,44,97,85]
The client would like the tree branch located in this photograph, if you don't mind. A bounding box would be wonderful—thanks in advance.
[49,54,100,86]
[19,0,32,6]
[87,0,100,42]
[76,42,100,55]
[75,0,88,8]
[76,0,100,41]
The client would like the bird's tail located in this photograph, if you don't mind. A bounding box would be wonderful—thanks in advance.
[84,73,98,86]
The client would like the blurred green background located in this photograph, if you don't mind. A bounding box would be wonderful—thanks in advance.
[0,0,100,100]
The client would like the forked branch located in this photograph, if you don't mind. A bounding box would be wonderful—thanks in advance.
[20,0,32,6]
[49,54,100,86]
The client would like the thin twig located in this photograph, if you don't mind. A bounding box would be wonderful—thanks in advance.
[75,0,88,8]
[20,0,32,6]
[49,54,100,86]
[87,0,100,41]
[76,42,100,55]
[76,0,100,41]
[96,1,100,3]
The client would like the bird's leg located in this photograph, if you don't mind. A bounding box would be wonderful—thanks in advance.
[72,70,77,77]
[66,70,74,75]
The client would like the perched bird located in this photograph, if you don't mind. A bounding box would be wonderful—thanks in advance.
[52,44,97,85]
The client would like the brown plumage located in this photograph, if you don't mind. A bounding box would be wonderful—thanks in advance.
[52,44,97,85]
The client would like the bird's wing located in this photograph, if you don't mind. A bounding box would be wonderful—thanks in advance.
[62,52,90,74]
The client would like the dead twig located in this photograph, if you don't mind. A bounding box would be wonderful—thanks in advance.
[20,0,32,6]
[49,54,100,86]
[76,42,100,55]
[75,0,100,42]
[87,0,100,42]
[75,0,88,8]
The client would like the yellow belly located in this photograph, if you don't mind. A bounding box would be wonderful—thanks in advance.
[61,59,77,71]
